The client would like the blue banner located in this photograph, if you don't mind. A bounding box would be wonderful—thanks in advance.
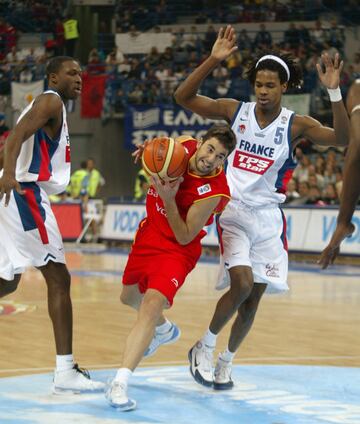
[124,104,220,149]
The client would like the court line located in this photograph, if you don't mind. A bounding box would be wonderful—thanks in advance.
[1,355,360,375]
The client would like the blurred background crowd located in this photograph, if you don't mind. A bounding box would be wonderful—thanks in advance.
[0,0,359,209]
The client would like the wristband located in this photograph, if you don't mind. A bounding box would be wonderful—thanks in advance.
[327,87,342,102]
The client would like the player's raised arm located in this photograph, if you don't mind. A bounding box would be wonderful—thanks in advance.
[296,52,350,147]
[174,25,239,122]
[318,81,360,268]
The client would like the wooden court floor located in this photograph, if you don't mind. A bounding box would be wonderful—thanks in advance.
[1,250,360,378]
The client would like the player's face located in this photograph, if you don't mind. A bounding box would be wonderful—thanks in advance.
[194,138,228,176]
[53,60,82,100]
[254,70,287,111]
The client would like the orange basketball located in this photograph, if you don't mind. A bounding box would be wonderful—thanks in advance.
[142,137,189,181]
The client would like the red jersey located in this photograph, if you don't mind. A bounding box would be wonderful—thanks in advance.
[145,138,230,248]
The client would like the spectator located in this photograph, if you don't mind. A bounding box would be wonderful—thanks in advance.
[306,186,326,206]
[253,23,272,50]
[63,13,79,57]
[283,23,300,50]
[285,179,300,203]
[87,158,105,198]
[67,161,89,200]
[322,183,339,205]
[133,168,150,202]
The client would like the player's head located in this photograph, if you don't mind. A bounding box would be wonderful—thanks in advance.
[46,56,82,100]
[194,125,236,176]
[246,53,303,111]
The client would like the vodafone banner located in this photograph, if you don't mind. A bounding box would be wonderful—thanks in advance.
[101,203,360,255]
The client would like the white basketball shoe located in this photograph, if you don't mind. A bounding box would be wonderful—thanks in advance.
[188,341,214,387]
[213,356,234,390]
[53,364,105,394]
[144,322,181,358]
[105,379,136,411]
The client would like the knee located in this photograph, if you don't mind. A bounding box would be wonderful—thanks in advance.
[140,293,165,323]
[228,269,254,306]
[45,267,71,294]
[120,290,132,306]
[0,276,21,297]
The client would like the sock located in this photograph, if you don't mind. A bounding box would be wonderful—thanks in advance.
[219,348,235,363]
[201,328,217,349]
[56,354,74,372]
[156,318,172,335]
[114,368,133,387]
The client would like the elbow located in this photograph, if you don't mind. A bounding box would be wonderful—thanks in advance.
[176,237,190,246]
[173,88,184,106]
[175,234,193,245]
[174,86,191,107]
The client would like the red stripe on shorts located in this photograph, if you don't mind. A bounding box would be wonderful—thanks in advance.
[24,189,49,244]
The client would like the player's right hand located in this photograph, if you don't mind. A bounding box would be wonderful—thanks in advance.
[318,222,355,269]
[211,25,238,62]
[0,174,25,206]
[132,140,149,164]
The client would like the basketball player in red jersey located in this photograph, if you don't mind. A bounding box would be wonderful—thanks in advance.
[105,125,236,411]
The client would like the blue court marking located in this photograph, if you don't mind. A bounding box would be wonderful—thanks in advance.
[0,365,359,424]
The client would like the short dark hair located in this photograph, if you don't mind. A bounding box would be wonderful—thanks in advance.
[246,52,303,90]
[203,124,236,155]
[46,56,77,78]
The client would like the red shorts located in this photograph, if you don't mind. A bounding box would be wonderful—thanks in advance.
[123,221,201,306]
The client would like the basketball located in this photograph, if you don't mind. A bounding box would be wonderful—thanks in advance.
[142,137,189,181]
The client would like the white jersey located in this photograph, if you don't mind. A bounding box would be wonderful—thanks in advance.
[14,90,70,195]
[228,101,296,207]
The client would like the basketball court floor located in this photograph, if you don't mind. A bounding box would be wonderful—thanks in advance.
[1,246,359,423]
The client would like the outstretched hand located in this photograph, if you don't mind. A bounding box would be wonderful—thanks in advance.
[318,221,355,269]
[210,25,238,62]
[0,174,25,206]
[316,52,343,89]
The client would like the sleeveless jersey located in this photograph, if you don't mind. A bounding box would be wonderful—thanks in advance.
[145,138,230,246]
[229,101,296,207]
[14,90,70,195]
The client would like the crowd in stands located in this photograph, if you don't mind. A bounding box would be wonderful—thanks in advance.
[114,0,360,32]
[1,1,360,206]
[100,18,358,118]
[285,144,347,206]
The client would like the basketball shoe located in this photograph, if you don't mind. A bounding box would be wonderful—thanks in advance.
[213,356,234,390]
[105,379,136,411]
[144,322,181,358]
[53,364,105,394]
[188,341,214,387]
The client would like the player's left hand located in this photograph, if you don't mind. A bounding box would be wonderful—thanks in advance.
[316,52,343,89]
[318,221,355,269]
[132,140,149,164]
[151,175,184,203]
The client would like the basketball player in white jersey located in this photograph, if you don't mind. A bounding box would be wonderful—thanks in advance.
[175,25,350,389]
[0,57,104,393]
[319,80,360,268]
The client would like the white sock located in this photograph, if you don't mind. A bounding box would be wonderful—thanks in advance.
[56,354,74,372]
[156,318,172,335]
[115,368,133,387]
[219,348,235,363]
[201,328,217,349]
